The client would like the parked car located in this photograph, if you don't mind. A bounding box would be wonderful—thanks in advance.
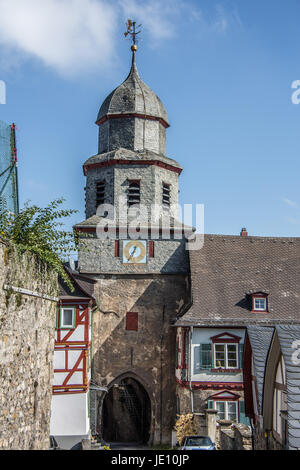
[180,436,216,450]
[49,436,61,450]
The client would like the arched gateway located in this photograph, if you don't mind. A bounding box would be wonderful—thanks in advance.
[102,377,151,444]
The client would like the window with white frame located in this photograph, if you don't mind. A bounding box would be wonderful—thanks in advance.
[253,297,267,311]
[214,343,238,369]
[60,307,75,328]
[215,401,238,422]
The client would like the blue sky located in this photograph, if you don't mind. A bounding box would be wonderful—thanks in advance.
[0,0,300,237]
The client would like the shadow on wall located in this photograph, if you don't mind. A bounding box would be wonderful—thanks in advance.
[90,255,191,444]
[102,377,151,443]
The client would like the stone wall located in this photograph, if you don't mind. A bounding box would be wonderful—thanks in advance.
[176,383,191,415]
[253,428,283,450]
[219,427,235,450]
[0,241,58,450]
[218,423,252,450]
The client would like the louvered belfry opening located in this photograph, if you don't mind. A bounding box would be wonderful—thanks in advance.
[128,180,140,207]
[96,180,105,209]
[162,182,170,210]
[102,377,151,444]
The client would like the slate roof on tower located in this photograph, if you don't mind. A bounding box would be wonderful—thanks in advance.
[175,234,300,326]
[96,51,169,127]
[83,148,182,175]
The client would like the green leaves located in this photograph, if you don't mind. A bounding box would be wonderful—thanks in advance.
[0,198,78,291]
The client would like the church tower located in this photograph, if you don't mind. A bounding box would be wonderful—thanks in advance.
[75,41,192,445]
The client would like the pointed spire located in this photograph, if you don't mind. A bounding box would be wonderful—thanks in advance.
[128,47,139,78]
[124,20,141,79]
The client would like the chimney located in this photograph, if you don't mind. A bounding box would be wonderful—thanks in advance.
[240,227,248,237]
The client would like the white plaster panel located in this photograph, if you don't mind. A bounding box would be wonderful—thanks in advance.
[67,325,85,342]
[50,393,90,436]
[53,372,68,386]
[54,350,65,370]
[68,372,83,385]
[68,350,83,368]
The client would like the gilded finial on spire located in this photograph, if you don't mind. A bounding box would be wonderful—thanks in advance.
[124,19,142,52]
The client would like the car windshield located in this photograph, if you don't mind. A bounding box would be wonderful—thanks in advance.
[185,437,212,446]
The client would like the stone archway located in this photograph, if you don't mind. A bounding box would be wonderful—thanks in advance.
[102,377,151,444]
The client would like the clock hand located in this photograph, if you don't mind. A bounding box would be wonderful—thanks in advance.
[127,245,137,261]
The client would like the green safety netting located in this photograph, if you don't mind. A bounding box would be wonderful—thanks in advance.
[0,120,19,215]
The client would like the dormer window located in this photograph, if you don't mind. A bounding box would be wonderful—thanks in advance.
[128,180,140,207]
[250,292,269,313]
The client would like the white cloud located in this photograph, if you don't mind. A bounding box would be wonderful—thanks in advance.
[120,0,182,43]
[213,4,243,34]
[283,198,298,208]
[0,0,185,75]
[0,0,242,77]
[0,0,117,76]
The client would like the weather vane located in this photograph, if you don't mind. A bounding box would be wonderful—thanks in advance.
[124,19,142,51]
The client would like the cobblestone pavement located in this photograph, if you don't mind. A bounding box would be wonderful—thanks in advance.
[109,442,149,450]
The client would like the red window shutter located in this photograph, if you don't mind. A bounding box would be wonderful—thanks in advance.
[148,241,154,258]
[126,312,138,331]
[114,240,120,257]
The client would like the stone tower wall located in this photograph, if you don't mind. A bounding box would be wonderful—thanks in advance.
[85,166,114,219]
[98,116,166,156]
[0,241,58,450]
[91,273,190,445]
[85,163,179,221]
[78,238,189,275]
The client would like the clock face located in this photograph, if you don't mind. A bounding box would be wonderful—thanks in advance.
[123,240,147,264]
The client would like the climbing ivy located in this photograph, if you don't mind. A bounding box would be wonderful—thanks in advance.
[0,198,79,291]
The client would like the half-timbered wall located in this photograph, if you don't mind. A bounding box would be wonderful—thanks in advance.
[50,300,92,449]
[53,302,91,394]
